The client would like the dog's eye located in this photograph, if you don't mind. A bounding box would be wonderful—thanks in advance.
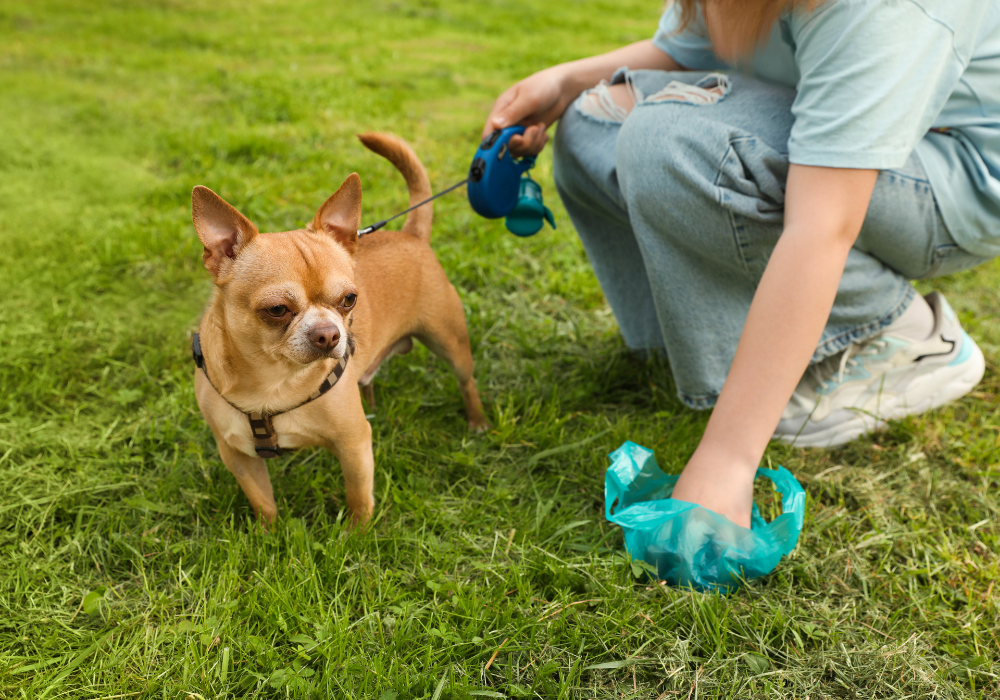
[266,305,288,317]
[342,293,357,309]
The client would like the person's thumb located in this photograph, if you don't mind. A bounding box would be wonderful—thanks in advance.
[490,89,532,132]
[488,109,512,132]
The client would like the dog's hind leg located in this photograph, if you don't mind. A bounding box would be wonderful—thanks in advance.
[217,439,278,525]
[415,283,489,432]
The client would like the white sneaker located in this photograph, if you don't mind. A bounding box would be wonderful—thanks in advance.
[774,292,985,448]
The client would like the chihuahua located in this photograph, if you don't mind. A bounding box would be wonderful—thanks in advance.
[191,133,487,526]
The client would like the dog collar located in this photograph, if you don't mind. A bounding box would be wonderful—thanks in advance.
[191,332,352,459]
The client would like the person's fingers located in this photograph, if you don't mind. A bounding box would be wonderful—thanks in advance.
[490,98,525,133]
[482,88,518,138]
[509,123,549,157]
[528,124,548,153]
[523,123,540,146]
[486,83,547,138]
[528,124,549,154]
[510,126,534,156]
[537,130,550,152]
[519,124,543,156]
[483,78,559,155]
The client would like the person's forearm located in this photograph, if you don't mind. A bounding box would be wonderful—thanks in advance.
[692,167,878,473]
[693,227,855,470]
[552,40,682,108]
[485,40,682,153]
[668,220,859,527]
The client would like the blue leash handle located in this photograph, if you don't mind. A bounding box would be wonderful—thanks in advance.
[467,126,536,219]
[358,125,550,235]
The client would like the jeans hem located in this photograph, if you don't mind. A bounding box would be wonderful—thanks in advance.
[812,285,917,363]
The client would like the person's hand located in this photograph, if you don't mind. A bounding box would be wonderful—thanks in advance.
[669,453,756,528]
[480,39,680,157]
[482,67,571,157]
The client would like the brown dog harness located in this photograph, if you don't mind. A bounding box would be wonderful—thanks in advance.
[192,333,351,459]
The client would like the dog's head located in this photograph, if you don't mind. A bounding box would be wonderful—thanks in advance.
[192,175,362,366]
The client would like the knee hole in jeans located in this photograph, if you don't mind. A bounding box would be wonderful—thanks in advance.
[576,70,732,125]
[642,73,732,106]
[576,75,642,124]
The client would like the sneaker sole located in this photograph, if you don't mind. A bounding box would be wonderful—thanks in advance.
[774,332,986,448]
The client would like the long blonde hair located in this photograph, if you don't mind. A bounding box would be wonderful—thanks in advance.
[673,0,818,55]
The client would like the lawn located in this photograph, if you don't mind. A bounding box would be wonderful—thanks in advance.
[1,0,998,697]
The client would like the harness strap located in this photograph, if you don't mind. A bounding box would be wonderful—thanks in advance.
[247,413,281,459]
[192,332,350,459]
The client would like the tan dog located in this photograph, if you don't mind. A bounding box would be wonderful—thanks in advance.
[191,133,487,526]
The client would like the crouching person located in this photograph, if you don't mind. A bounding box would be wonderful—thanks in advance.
[483,0,999,526]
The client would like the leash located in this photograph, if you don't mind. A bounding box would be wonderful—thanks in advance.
[192,333,353,459]
[356,126,555,237]
[356,126,556,237]
[357,177,470,236]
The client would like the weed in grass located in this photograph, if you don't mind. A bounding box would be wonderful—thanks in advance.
[0,0,998,698]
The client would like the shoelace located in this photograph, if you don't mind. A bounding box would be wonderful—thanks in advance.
[808,337,889,392]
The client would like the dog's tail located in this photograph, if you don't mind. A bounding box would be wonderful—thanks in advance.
[357,132,433,242]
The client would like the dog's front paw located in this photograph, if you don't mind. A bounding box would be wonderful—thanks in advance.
[254,503,279,530]
[467,417,490,433]
[345,496,374,529]
[346,512,373,530]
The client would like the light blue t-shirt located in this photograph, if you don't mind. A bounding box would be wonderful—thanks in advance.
[653,0,1000,256]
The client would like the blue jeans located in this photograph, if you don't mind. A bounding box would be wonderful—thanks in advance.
[553,69,991,410]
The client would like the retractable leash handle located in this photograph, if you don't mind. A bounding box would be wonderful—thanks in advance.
[358,125,554,236]
[467,126,536,219]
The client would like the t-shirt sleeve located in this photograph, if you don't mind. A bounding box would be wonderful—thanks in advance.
[788,0,968,170]
[652,4,729,71]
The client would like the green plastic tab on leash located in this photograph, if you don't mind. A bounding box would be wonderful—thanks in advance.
[605,442,805,593]
[505,175,556,237]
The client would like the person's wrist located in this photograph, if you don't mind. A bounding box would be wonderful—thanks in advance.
[685,440,758,480]
[545,63,584,111]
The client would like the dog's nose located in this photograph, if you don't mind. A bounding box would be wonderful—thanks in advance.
[309,325,341,351]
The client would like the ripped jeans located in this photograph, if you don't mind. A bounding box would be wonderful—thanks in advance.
[552,69,992,410]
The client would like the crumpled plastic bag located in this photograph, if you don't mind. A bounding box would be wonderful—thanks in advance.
[605,441,806,593]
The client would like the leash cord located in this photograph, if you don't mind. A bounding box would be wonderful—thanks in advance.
[357,177,470,236]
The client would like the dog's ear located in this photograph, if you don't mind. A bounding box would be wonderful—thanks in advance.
[191,186,260,279]
[311,173,362,256]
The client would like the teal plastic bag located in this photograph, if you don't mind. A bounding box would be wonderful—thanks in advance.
[605,442,805,593]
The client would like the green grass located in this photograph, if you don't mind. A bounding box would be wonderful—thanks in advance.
[1,0,998,697]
